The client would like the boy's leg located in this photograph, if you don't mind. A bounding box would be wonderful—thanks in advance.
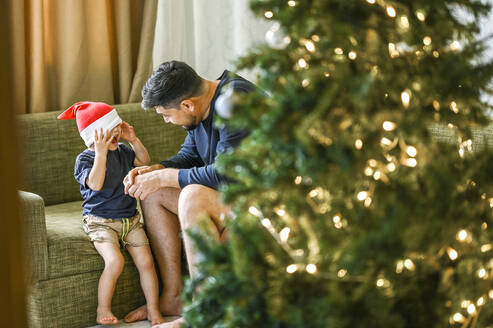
[127,244,165,326]
[93,241,125,325]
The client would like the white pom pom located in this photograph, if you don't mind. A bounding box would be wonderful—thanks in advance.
[215,87,234,119]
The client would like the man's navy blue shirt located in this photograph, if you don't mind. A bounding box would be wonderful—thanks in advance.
[161,70,254,190]
[74,143,137,219]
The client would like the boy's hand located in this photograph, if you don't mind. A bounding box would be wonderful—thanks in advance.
[93,128,112,155]
[121,121,137,142]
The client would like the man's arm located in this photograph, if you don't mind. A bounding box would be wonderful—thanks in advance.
[161,133,204,169]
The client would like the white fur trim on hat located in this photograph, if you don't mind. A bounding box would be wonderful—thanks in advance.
[79,109,123,147]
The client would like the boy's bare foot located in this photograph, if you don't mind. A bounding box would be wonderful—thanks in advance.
[124,293,182,322]
[152,317,184,328]
[96,308,119,325]
[148,308,165,326]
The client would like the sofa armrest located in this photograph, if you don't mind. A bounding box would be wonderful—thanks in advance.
[18,190,49,282]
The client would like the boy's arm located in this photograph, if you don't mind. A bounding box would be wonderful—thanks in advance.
[86,129,112,191]
[121,121,151,167]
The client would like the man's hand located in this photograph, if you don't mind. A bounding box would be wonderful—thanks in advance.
[124,164,165,194]
[93,128,112,155]
[126,170,164,200]
[120,121,137,142]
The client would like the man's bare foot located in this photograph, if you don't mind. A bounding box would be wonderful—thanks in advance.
[96,308,119,325]
[152,317,184,328]
[148,307,165,326]
[124,304,147,323]
[124,294,182,323]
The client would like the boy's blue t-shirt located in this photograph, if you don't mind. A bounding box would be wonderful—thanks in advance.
[74,143,137,219]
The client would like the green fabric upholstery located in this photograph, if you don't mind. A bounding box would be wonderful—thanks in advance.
[18,103,186,328]
[17,103,187,206]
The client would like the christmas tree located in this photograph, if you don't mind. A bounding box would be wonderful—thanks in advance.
[184,0,493,327]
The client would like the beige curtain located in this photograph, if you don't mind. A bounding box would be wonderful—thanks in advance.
[10,0,157,114]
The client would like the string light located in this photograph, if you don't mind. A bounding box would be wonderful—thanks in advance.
[402,158,417,167]
[355,139,363,149]
[298,58,308,69]
[249,206,262,217]
[302,79,310,87]
[406,146,417,157]
[286,264,297,273]
[481,244,492,252]
[306,264,317,274]
[404,259,415,271]
[416,10,426,22]
[388,43,400,58]
[401,89,411,108]
[447,247,458,260]
[337,269,347,278]
[386,6,396,17]
[261,218,272,228]
[280,227,290,242]
[334,48,344,55]
[348,51,357,60]
[305,40,316,52]
[423,36,432,45]
[489,290,493,299]
[366,0,375,4]
[311,35,320,42]
[433,50,440,58]
[294,176,302,184]
[456,229,468,242]
[364,167,374,176]
[398,16,410,29]
[453,313,465,323]
[383,121,396,131]
[433,100,440,111]
[477,297,485,306]
[376,278,385,287]
[357,191,368,201]
[387,163,396,172]
[450,41,461,51]
[396,260,404,273]
[467,304,476,315]
[288,0,296,7]
[264,11,274,18]
[276,208,286,216]
[449,101,459,113]
[478,268,487,279]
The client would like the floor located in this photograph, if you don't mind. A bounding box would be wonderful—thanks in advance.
[88,316,180,328]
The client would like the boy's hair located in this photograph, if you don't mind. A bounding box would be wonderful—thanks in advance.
[141,61,203,110]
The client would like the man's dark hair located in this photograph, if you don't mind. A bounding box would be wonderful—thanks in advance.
[141,61,203,109]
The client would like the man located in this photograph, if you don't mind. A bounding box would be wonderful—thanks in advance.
[123,61,255,327]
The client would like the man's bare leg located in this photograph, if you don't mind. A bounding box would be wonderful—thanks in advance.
[125,187,182,323]
[152,184,229,328]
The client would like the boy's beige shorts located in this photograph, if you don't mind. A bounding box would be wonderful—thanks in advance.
[82,211,149,248]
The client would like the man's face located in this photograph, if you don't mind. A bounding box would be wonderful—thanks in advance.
[155,104,198,131]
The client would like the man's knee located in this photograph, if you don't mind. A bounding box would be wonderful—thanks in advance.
[178,184,213,228]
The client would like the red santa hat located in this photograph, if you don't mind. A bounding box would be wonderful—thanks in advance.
[57,102,122,147]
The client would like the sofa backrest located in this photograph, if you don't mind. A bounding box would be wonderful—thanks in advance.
[17,103,187,206]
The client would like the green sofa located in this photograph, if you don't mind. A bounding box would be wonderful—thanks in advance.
[17,103,187,328]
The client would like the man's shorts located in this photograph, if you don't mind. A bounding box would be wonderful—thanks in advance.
[82,211,149,248]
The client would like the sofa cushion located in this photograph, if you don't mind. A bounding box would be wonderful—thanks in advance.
[44,201,137,279]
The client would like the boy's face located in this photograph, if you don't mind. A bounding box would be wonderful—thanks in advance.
[107,124,122,151]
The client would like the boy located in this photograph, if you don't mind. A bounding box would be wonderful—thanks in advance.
[58,102,164,326]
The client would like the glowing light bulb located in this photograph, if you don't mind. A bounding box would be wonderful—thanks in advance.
[404,259,415,271]
[381,137,392,146]
[364,167,373,176]
[280,227,290,242]
[423,36,432,45]
[478,268,487,279]
[396,260,404,273]
[388,43,399,58]
[302,79,310,87]
[401,90,411,108]
[337,269,347,277]
[265,11,274,18]
[387,163,396,172]
[294,176,302,184]
[433,100,440,111]
[298,58,308,68]
[376,279,385,287]
[450,41,461,51]
[355,139,363,149]
[416,10,426,22]
[332,215,341,224]
[249,206,261,217]
[286,264,297,273]
[399,16,409,29]
[383,121,396,131]
[357,191,368,201]
[450,101,459,113]
[477,297,485,306]
[406,146,417,157]
[276,209,286,216]
[453,313,465,323]
[366,0,375,4]
[467,304,476,314]
[447,247,458,260]
[306,264,317,274]
[456,229,468,241]
[334,48,343,55]
[481,244,492,252]
[261,218,272,228]
[489,289,493,299]
[305,41,316,52]
[311,35,320,42]
[386,6,396,17]
[348,51,357,60]
[288,0,296,7]
[403,158,417,167]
